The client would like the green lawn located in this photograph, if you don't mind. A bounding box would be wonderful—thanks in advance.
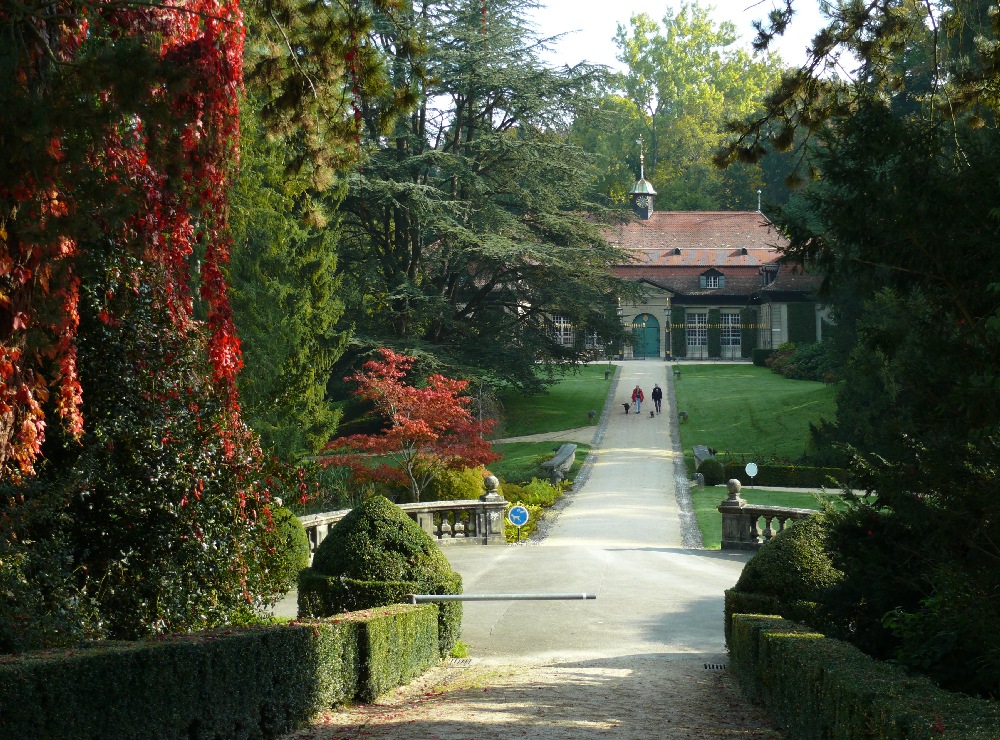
[489,441,590,484]
[493,364,612,438]
[691,486,846,549]
[673,364,837,469]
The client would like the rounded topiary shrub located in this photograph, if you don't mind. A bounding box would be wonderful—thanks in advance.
[736,513,844,602]
[300,495,461,656]
[272,507,311,593]
[697,457,726,486]
[422,466,486,501]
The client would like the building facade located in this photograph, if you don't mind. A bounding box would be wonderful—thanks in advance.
[601,181,826,360]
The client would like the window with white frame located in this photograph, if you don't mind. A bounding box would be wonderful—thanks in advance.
[552,315,574,346]
[721,311,741,346]
[686,311,708,346]
[700,272,725,289]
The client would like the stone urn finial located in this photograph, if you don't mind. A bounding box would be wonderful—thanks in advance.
[481,474,504,502]
[720,478,746,508]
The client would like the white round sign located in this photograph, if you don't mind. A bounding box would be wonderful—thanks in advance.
[745,462,759,478]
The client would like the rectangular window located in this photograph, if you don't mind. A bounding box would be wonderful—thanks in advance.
[686,312,707,347]
[552,315,573,346]
[721,312,741,346]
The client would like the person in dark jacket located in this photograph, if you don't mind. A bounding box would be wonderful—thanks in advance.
[651,383,663,414]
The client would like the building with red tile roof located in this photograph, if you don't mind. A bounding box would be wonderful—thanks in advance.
[592,186,826,360]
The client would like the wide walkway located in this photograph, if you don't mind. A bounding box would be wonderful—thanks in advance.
[445,361,751,662]
[284,362,781,738]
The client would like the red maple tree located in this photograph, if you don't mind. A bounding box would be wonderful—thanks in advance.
[324,349,500,502]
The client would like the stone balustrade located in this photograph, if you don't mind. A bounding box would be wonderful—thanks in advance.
[298,476,509,558]
[718,479,814,550]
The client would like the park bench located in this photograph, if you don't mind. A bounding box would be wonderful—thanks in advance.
[540,443,577,485]
[693,444,714,470]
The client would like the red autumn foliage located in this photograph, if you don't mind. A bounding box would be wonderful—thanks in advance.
[323,349,499,501]
[0,0,244,480]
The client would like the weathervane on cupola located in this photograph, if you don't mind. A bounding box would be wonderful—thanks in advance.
[630,135,657,220]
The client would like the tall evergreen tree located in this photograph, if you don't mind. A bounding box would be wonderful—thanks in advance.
[228,105,349,458]
[335,0,635,391]
[724,0,1000,696]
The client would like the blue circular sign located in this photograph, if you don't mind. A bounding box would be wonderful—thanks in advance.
[507,505,530,527]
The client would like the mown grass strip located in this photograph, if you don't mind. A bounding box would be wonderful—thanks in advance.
[673,364,837,467]
[494,364,612,438]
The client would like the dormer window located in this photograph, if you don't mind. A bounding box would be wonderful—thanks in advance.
[699,269,725,289]
[760,263,779,287]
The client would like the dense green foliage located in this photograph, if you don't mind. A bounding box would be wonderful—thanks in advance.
[0,260,291,649]
[724,0,1000,694]
[228,106,349,458]
[498,478,567,540]
[764,341,843,383]
[721,462,847,489]
[696,457,725,486]
[332,0,634,391]
[728,614,1000,739]
[0,606,439,739]
[304,496,461,655]
[311,496,455,587]
[570,2,788,209]
[735,515,843,601]
[271,507,312,593]
[421,466,487,502]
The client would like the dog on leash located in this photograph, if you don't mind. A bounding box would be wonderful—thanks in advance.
[650,410,654,418]
[622,403,631,415]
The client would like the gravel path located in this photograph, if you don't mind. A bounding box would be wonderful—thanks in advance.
[283,361,782,739]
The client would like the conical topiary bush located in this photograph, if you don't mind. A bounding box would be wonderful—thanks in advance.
[298,496,462,656]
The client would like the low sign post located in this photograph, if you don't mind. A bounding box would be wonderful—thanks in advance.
[745,462,758,489]
[508,504,529,542]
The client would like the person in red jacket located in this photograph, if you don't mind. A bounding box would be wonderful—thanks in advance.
[631,385,644,414]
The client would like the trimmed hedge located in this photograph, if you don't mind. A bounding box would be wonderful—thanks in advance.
[303,496,462,657]
[707,308,721,358]
[787,302,818,344]
[729,614,1000,739]
[723,461,848,488]
[752,348,775,366]
[696,457,726,486]
[298,572,462,661]
[671,305,687,358]
[740,308,757,359]
[0,605,439,740]
[273,506,312,592]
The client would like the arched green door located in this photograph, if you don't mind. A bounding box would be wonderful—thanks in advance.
[631,314,660,359]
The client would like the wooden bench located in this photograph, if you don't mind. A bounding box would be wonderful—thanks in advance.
[540,443,577,485]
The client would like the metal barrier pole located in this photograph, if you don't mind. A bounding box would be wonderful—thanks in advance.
[409,593,596,604]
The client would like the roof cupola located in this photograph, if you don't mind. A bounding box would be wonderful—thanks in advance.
[630,136,657,220]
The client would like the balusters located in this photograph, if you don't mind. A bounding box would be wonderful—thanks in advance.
[762,515,776,542]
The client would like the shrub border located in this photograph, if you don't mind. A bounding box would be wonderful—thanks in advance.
[728,612,1000,739]
[0,604,439,740]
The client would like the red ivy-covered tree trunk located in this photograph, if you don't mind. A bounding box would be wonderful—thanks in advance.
[323,348,500,502]
[0,0,244,480]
